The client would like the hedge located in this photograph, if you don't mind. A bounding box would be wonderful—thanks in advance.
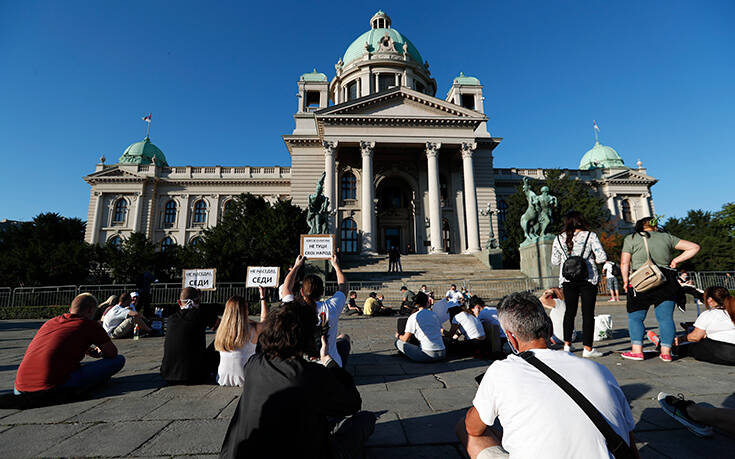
[0,302,275,320]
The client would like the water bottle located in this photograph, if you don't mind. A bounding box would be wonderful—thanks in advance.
[133,324,140,340]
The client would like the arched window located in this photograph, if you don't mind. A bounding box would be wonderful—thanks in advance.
[160,236,174,252]
[193,199,207,224]
[497,199,508,240]
[223,199,235,217]
[190,236,202,247]
[108,235,123,249]
[442,219,451,252]
[340,218,359,254]
[113,198,127,223]
[621,199,633,223]
[163,200,177,227]
[341,172,356,200]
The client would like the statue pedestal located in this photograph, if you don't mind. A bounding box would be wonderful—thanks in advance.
[304,260,333,285]
[519,238,558,289]
[477,247,504,269]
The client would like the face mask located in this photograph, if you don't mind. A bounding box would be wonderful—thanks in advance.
[180,299,198,309]
[503,328,520,355]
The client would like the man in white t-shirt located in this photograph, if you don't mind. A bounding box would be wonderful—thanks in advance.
[281,254,350,367]
[446,284,463,303]
[102,293,151,338]
[602,261,620,302]
[395,292,446,363]
[457,292,637,459]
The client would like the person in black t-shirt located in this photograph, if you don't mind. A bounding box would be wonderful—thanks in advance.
[344,291,363,316]
[219,301,375,459]
[160,287,220,384]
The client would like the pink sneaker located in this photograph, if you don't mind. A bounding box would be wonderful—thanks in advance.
[647,331,661,347]
[660,354,673,362]
[621,351,644,361]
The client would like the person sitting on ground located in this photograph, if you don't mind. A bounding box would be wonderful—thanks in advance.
[538,288,572,345]
[160,287,220,384]
[395,292,446,362]
[399,286,417,316]
[364,291,395,316]
[130,291,139,311]
[215,289,269,387]
[446,284,463,303]
[445,303,487,357]
[470,296,508,354]
[102,293,152,338]
[668,286,735,366]
[420,284,429,294]
[344,291,363,316]
[657,392,735,437]
[14,293,125,400]
[282,254,351,367]
[95,294,118,322]
[458,292,638,459]
[219,302,376,458]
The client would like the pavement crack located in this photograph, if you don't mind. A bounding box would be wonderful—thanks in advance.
[433,374,447,389]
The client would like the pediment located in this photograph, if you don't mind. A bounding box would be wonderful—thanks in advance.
[603,169,657,183]
[85,166,143,180]
[315,87,485,120]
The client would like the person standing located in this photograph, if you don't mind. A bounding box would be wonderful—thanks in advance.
[551,211,608,358]
[392,246,403,272]
[620,217,700,362]
[388,246,396,272]
[602,260,621,302]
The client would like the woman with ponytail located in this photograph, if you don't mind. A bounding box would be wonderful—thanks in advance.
[674,286,735,365]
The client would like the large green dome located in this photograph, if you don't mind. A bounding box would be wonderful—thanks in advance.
[579,141,625,170]
[118,137,168,167]
[342,12,423,67]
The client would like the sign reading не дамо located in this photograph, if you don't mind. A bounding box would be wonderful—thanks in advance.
[300,234,334,260]
[182,268,217,291]
[246,266,280,288]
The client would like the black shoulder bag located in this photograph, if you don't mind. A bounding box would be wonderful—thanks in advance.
[519,351,636,459]
[559,231,591,282]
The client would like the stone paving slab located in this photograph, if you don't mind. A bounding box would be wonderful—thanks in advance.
[41,420,170,457]
[131,419,230,456]
[0,422,94,458]
[1,397,105,424]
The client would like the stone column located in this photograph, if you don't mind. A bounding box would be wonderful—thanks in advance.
[179,194,189,245]
[132,192,144,233]
[461,142,481,253]
[323,141,337,231]
[606,193,617,218]
[639,192,651,218]
[90,191,104,244]
[426,141,444,253]
[360,141,376,254]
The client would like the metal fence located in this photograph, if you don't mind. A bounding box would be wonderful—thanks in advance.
[690,271,735,291]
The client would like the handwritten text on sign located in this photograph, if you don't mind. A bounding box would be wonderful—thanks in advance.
[301,235,334,260]
[246,266,280,288]
[182,268,217,291]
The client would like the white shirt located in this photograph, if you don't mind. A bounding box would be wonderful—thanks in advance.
[477,306,506,338]
[317,291,347,367]
[473,349,634,459]
[694,309,735,345]
[431,299,451,325]
[452,311,485,340]
[102,304,131,334]
[446,289,463,303]
[217,324,258,387]
[547,299,567,340]
[405,309,445,351]
[551,231,608,286]
[602,261,616,279]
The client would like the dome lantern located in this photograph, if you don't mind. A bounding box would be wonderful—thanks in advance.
[371,10,391,29]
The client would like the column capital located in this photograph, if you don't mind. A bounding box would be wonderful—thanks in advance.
[322,140,337,155]
[641,192,651,198]
[360,141,375,157]
[425,141,442,158]
[461,141,477,158]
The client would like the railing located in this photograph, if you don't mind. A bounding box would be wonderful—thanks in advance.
[0,287,11,308]
[691,271,735,290]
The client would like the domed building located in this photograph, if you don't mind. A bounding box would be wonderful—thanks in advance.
[83,11,657,256]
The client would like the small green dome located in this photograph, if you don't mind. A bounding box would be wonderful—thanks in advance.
[118,137,168,167]
[453,72,481,85]
[579,141,625,170]
[300,69,327,82]
[342,13,423,67]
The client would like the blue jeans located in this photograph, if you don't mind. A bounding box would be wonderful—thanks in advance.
[627,301,676,347]
[395,339,445,362]
[15,355,126,395]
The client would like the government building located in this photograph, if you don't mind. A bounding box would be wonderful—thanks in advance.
[83,11,658,258]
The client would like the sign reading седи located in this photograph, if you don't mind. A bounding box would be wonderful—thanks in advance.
[182,268,217,291]
[246,266,280,288]
[300,234,334,260]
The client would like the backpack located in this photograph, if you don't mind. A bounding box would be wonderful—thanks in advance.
[611,263,621,277]
[559,232,591,282]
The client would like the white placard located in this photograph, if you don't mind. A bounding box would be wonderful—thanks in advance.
[246,266,280,288]
[182,268,217,291]
[300,234,334,260]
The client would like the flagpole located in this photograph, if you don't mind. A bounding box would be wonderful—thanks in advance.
[593,120,599,143]
[146,118,151,138]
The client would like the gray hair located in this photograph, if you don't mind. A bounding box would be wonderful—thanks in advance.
[497,292,552,342]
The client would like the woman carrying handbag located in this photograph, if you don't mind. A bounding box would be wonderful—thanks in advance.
[551,211,608,358]
[620,217,700,362]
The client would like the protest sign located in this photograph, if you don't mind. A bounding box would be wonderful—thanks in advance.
[300,234,334,260]
[246,266,280,288]
[182,268,217,291]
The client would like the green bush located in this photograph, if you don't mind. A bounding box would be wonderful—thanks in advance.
[0,306,69,320]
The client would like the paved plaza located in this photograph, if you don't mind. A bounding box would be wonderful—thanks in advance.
[0,303,733,458]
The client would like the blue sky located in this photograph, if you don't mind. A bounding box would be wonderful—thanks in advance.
[1,1,733,222]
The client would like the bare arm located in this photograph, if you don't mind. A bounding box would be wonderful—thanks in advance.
[670,239,700,269]
[330,254,348,296]
[98,341,118,358]
[258,286,269,323]
[686,327,706,342]
[465,406,488,437]
[395,331,414,342]
[281,255,305,299]
[620,251,632,292]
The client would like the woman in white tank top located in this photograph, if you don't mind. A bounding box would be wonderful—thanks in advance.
[215,289,269,386]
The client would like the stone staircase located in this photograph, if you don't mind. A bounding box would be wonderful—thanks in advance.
[340,254,530,304]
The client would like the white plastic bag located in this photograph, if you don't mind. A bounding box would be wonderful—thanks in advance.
[593,314,613,341]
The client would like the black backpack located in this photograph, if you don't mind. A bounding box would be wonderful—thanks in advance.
[559,232,591,282]
[611,263,621,277]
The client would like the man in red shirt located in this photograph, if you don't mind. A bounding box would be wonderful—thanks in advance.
[15,293,125,396]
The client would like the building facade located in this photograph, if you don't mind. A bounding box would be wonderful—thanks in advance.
[84,11,657,255]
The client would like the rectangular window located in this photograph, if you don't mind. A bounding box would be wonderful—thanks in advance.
[347,81,358,101]
[305,91,320,107]
[378,74,394,92]
[414,81,425,93]
[461,94,475,110]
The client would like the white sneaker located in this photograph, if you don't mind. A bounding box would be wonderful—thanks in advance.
[583,348,603,358]
[564,344,575,352]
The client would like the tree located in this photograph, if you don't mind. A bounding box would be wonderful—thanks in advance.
[104,232,160,284]
[717,202,735,237]
[196,194,308,281]
[500,169,608,267]
[662,207,735,272]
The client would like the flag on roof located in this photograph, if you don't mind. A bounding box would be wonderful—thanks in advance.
[142,114,151,123]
